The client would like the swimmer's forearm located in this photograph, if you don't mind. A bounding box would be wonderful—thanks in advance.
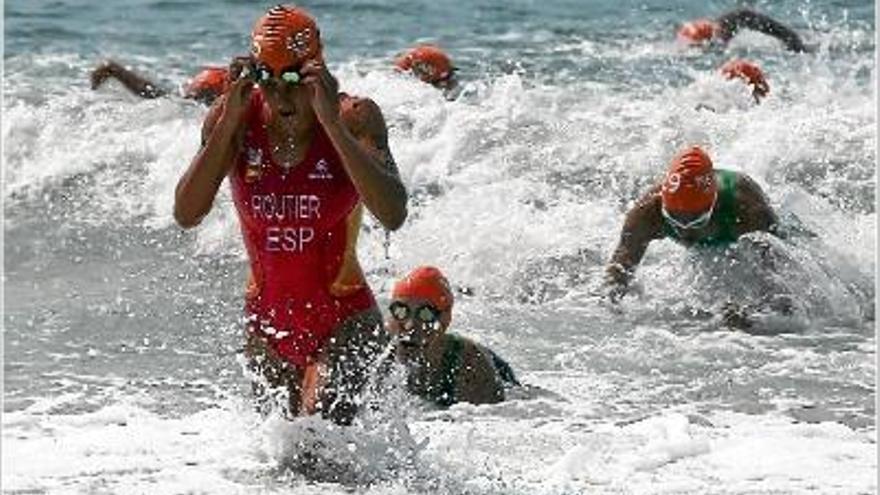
[324,122,408,230]
[107,62,167,98]
[605,232,651,294]
[174,115,239,227]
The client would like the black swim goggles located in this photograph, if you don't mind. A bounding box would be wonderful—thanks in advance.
[388,301,442,326]
[244,64,303,87]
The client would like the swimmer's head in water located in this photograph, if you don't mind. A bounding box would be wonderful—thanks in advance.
[392,266,453,313]
[661,146,717,229]
[251,5,322,76]
[720,59,770,101]
[183,67,229,103]
[395,44,454,85]
[389,266,453,360]
[677,18,718,45]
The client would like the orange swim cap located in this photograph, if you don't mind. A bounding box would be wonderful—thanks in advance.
[183,67,229,98]
[720,59,770,99]
[392,266,453,312]
[251,5,322,73]
[661,146,717,214]
[395,44,453,84]
[677,19,718,44]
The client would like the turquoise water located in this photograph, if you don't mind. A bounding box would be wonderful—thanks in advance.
[3,1,876,494]
[5,1,875,87]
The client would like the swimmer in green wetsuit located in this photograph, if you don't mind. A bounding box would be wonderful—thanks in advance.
[388,266,519,407]
[604,145,778,302]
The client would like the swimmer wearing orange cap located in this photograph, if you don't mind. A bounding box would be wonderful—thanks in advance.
[394,44,458,91]
[604,146,778,301]
[90,59,229,105]
[174,5,408,424]
[676,8,811,53]
[720,59,770,103]
[694,59,770,112]
[388,266,519,406]
[182,67,230,103]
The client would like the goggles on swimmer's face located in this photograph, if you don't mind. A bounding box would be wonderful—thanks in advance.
[661,194,717,231]
[245,64,303,87]
[389,301,442,328]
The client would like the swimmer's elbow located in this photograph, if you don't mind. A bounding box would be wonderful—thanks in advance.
[719,7,756,24]
[727,6,757,17]
[173,209,202,229]
[173,201,206,229]
[383,204,408,232]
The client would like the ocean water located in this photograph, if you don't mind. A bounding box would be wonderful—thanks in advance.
[3,0,877,493]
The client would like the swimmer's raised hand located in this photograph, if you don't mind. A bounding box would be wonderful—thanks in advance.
[227,55,257,83]
[300,59,340,128]
[217,56,254,124]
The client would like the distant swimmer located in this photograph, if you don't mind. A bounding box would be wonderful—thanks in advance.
[677,8,812,53]
[388,266,519,407]
[696,58,770,111]
[173,5,408,425]
[394,44,459,92]
[604,146,778,302]
[719,58,769,103]
[90,59,228,104]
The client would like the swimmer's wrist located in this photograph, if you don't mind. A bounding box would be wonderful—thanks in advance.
[211,110,244,143]
[606,263,632,284]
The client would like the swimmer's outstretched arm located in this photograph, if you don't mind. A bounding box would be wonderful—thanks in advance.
[716,8,810,53]
[301,60,408,231]
[90,59,167,98]
[173,76,253,227]
[604,186,664,301]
